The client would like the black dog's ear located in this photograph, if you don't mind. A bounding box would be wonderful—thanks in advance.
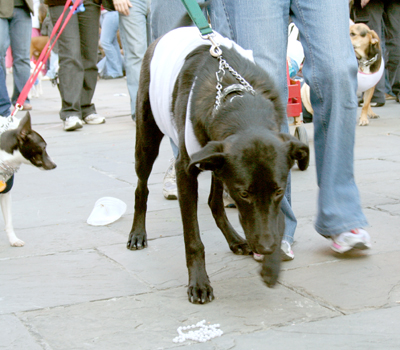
[17,112,32,139]
[188,141,226,172]
[279,133,310,171]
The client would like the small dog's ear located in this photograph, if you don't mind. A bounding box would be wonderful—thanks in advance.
[279,133,310,171]
[188,141,226,172]
[17,112,32,139]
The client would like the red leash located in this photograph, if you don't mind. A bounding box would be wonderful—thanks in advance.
[12,0,82,117]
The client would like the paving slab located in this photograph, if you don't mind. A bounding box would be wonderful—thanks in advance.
[1,73,399,349]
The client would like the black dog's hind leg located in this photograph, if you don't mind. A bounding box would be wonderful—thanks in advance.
[176,157,214,304]
[127,45,164,250]
[208,174,251,255]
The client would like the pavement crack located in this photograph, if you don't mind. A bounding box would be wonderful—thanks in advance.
[277,281,346,315]
[17,314,54,350]
[90,165,133,185]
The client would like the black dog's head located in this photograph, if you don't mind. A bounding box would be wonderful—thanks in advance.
[188,129,309,255]
[1,113,56,170]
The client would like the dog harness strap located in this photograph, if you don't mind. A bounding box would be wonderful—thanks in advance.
[180,0,213,36]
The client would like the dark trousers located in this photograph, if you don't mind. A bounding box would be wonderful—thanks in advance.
[49,1,100,120]
[353,0,400,101]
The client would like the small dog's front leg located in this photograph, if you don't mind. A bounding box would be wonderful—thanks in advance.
[0,193,25,247]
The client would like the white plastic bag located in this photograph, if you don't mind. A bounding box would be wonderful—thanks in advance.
[87,197,127,226]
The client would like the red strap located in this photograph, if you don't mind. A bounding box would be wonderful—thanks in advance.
[12,0,82,116]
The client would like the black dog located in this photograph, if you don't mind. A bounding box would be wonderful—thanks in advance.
[128,28,309,304]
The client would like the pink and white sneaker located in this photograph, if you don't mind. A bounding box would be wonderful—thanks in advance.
[330,228,371,253]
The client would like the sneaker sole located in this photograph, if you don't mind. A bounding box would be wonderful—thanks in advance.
[84,119,106,125]
[64,122,83,131]
[163,192,178,200]
[331,241,371,253]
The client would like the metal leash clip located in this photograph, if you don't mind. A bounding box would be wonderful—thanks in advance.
[200,32,223,58]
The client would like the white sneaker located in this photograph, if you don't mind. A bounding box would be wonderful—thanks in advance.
[83,114,105,125]
[280,240,295,260]
[163,158,178,200]
[63,116,83,131]
[253,240,294,262]
[331,228,371,253]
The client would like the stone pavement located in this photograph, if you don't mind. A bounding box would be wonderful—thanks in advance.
[1,76,400,350]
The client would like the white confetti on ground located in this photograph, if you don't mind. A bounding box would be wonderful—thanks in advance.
[173,320,223,343]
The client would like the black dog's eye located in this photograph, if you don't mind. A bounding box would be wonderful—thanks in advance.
[275,188,284,198]
[239,190,249,199]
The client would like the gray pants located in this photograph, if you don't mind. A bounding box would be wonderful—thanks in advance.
[49,1,100,120]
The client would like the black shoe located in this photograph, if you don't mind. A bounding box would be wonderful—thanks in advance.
[369,102,385,107]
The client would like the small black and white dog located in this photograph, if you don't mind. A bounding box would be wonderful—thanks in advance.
[0,113,56,246]
[129,27,309,303]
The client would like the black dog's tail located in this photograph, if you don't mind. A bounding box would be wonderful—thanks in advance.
[174,2,209,29]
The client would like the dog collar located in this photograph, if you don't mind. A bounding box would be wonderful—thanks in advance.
[358,54,379,71]
[213,56,255,116]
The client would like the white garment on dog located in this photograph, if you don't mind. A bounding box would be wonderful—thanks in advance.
[149,27,254,157]
[357,58,384,94]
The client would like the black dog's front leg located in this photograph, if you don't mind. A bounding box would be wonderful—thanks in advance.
[127,179,149,250]
[176,159,214,304]
[209,175,251,255]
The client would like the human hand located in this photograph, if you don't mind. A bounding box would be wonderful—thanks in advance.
[113,0,132,16]
[361,0,370,8]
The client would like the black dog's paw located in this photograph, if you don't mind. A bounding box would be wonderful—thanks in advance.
[230,242,252,255]
[127,231,147,250]
[187,281,214,304]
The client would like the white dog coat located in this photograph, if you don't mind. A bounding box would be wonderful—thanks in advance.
[149,27,254,157]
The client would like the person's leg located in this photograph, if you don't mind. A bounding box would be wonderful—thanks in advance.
[8,7,32,105]
[77,1,101,118]
[119,0,149,116]
[210,0,297,247]
[353,0,386,105]
[0,18,11,79]
[383,1,400,99]
[49,5,84,120]
[99,11,123,78]
[291,0,368,238]
[150,0,206,42]
[0,65,11,117]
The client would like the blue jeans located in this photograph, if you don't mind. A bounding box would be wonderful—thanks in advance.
[0,64,11,117]
[98,11,124,79]
[210,0,368,238]
[0,7,32,105]
[46,51,59,79]
[118,0,150,116]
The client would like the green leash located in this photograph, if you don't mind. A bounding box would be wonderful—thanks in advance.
[180,0,213,36]
[180,0,222,57]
